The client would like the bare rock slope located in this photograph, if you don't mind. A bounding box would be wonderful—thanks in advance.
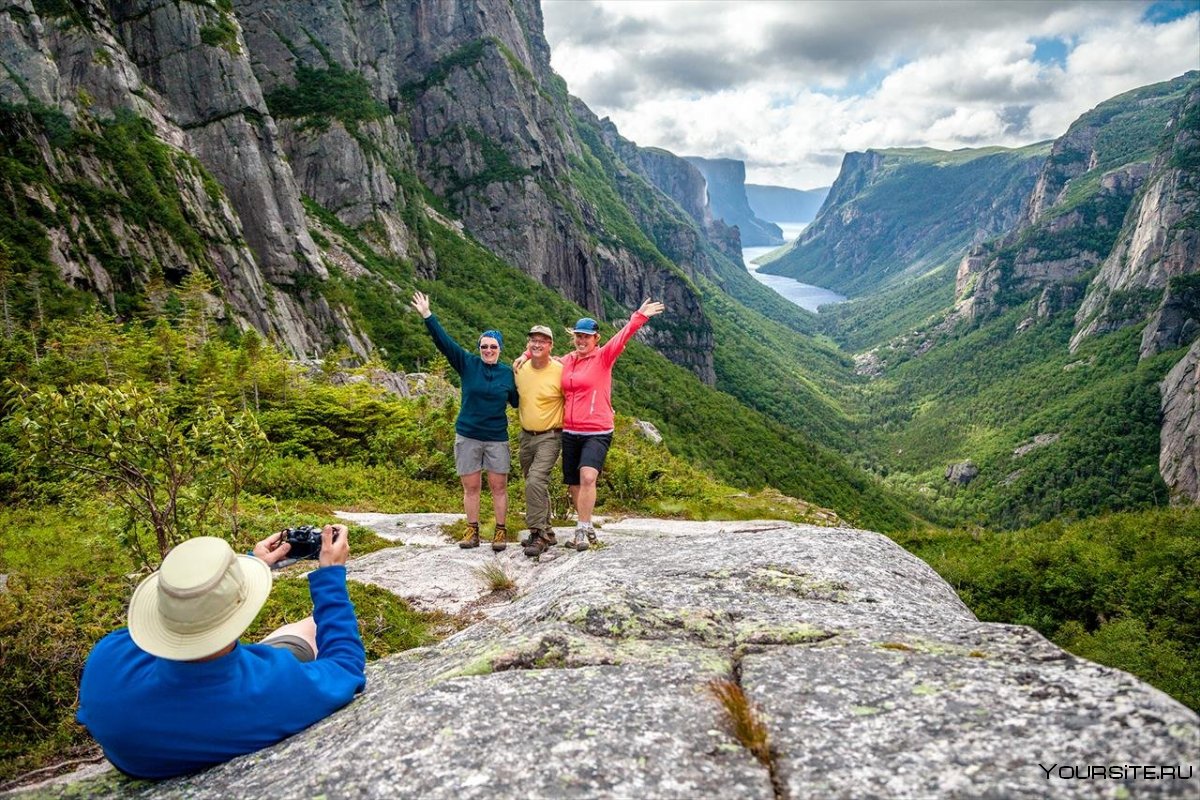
[33,516,1199,799]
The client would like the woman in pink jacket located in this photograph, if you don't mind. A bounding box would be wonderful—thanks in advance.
[559,298,664,551]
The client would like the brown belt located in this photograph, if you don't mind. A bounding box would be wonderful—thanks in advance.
[521,428,562,435]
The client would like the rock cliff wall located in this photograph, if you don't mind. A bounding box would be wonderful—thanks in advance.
[955,73,1197,328]
[0,0,353,356]
[1160,339,1200,503]
[685,156,784,247]
[1071,85,1200,354]
[0,0,721,380]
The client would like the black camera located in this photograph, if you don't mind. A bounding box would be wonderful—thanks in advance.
[282,525,336,561]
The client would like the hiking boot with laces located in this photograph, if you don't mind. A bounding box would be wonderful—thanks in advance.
[523,531,549,557]
[543,529,557,546]
[492,524,508,552]
[586,528,597,546]
[459,522,480,549]
[571,528,589,551]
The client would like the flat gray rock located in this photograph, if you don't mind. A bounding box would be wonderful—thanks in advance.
[22,519,1198,799]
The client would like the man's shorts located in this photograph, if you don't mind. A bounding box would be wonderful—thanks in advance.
[561,431,613,485]
[262,634,316,662]
[454,434,511,476]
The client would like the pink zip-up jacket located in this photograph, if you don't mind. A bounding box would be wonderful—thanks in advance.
[561,311,649,434]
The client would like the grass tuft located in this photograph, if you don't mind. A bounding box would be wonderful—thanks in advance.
[707,679,772,768]
[472,562,515,593]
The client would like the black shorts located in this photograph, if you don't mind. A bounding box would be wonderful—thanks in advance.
[561,431,613,486]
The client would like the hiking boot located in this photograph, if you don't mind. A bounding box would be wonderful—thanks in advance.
[492,524,508,552]
[523,531,549,557]
[459,522,480,549]
[586,528,597,546]
[521,528,557,548]
[571,528,589,551]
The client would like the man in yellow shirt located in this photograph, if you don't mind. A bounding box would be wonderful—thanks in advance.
[515,325,564,557]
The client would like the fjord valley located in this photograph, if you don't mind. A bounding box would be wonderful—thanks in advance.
[0,0,1196,786]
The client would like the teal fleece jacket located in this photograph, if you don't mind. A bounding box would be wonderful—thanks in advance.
[424,314,518,442]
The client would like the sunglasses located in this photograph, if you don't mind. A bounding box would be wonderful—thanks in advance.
[479,344,499,350]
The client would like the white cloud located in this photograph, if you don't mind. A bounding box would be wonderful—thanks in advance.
[542,0,1200,188]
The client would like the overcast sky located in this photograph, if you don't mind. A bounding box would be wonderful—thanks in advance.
[542,0,1200,189]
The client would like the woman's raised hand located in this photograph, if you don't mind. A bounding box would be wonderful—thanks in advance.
[410,291,432,319]
[638,298,665,318]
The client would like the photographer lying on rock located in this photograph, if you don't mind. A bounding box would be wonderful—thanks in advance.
[76,525,365,780]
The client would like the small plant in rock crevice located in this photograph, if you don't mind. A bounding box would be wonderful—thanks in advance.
[707,678,772,768]
[472,561,515,593]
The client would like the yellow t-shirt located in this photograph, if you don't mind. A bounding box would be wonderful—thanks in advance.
[515,359,564,432]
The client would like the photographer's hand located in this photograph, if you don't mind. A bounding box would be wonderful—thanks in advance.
[319,524,350,568]
[253,531,292,566]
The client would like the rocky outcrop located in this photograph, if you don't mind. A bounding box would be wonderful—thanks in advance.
[41,516,1199,798]
[686,157,784,246]
[768,146,1045,296]
[1071,83,1200,353]
[1160,339,1200,504]
[945,460,979,485]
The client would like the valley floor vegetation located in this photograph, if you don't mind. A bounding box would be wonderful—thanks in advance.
[0,304,1195,784]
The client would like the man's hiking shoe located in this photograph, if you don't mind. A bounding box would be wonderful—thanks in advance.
[523,532,549,557]
[586,528,597,546]
[492,524,508,552]
[459,522,481,549]
[571,529,589,551]
[522,529,558,547]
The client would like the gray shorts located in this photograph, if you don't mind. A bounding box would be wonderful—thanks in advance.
[262,634,315,662]
[454,434,511,475]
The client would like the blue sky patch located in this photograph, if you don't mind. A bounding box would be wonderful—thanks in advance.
[1142,0,1200,25]
[1031,36,1070,67]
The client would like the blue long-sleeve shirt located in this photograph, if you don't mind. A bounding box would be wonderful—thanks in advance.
[76,566,366,780]
[424,314,518,441]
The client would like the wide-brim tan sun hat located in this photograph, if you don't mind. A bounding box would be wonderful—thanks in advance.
[127,537,272,661]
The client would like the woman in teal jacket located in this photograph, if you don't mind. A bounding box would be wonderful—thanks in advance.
[411,291,518,550]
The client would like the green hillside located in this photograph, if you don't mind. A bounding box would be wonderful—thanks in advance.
[860,307,1174,530]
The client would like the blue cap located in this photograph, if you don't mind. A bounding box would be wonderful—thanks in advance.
[479,329,503,350]
[571,318,599,334]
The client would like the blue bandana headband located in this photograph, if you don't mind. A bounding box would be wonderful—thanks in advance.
[480,329,503,350]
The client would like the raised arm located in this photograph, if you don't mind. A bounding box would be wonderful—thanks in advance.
[412,291,469,374]
[600,298,665,367]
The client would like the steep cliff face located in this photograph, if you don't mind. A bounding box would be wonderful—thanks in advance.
[0,0,355,356]
[233,0,716,380]
[956,73,1196,326]
[685,156,784,246]
[595,118,743,263]
[1071,84,1200,354]
[1160,339,1200,503]
[766,146,1045,296]
[0,0,723,381]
